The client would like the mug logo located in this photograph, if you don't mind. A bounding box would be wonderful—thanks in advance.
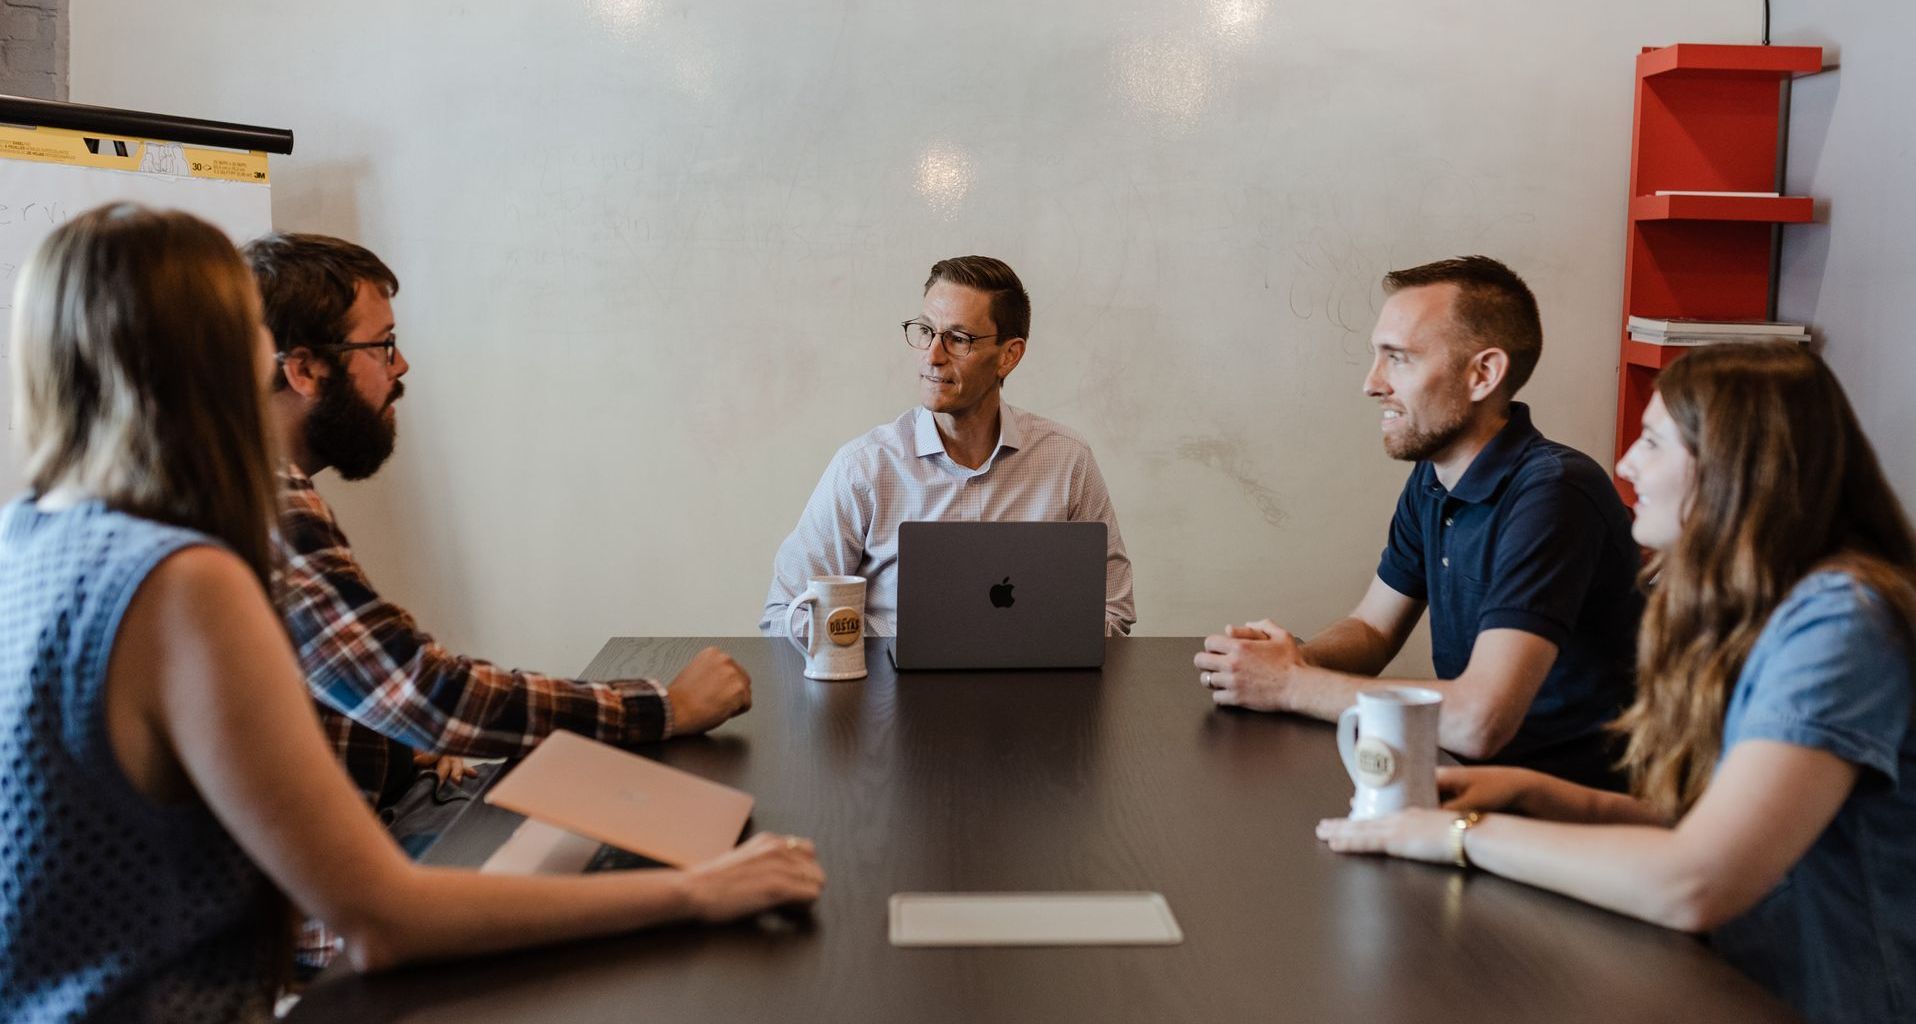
[826,607,862,646]
[1353,737,1399,788]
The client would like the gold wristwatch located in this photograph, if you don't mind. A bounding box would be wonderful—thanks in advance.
[1449,811,1484,868]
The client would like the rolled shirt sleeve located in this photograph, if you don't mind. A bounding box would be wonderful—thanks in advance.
[762,442,872,636]
[1069,445,1135,635]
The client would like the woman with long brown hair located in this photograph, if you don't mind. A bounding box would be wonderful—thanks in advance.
[1317,342,1916,1023]
[0,205,823,1024]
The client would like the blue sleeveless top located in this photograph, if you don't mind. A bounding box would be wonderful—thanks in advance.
[0,498,276,1024]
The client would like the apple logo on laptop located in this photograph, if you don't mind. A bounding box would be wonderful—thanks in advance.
[989,577,1016,608]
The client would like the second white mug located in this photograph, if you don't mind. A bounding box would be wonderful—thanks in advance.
[1335,685,1442,820]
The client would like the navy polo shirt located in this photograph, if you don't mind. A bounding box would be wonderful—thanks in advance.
[1375,403,1642,776]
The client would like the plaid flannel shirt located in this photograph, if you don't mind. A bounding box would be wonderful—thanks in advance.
[276,464,674,972]
[272,464,674,807]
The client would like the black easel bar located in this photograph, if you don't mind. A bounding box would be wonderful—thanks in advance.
[0,95,293,155]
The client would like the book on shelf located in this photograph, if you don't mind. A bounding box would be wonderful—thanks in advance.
[1650,190,1783,198]
[1626,316,1808,338]
[1629,331,1810,347]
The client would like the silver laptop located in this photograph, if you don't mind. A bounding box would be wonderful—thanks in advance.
[892,521,1106,670]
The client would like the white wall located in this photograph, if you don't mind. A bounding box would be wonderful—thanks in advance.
[70,1,1757,675]
[1774,1,1916,512]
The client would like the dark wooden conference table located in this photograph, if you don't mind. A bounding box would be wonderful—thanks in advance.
[289,637,1798,1023]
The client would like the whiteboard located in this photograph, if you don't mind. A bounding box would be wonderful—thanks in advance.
[74,1,1758,675]
[0,144,271,496]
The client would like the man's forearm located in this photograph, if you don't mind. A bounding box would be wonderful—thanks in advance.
[1300,616,1400,677]
[1280,665,1510,761]
[1274,661,1378,722]
[329,642,670,757]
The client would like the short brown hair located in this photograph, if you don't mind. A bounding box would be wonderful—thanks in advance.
[1383,256,1542,398]
[242,232,398,390]
[11,203,279,584]
[924,255,1030,342]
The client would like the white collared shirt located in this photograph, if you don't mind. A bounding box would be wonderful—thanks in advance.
[761,404,1136,636]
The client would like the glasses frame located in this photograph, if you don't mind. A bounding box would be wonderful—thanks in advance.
[297,337,400,367]
[902,320,1000,358]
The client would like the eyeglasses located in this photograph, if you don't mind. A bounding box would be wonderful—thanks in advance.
[303,337,400,366]
[902,321,1000,357]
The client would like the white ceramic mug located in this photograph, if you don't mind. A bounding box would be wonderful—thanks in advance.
[786,575,867,680]
[1336,686,1442,820]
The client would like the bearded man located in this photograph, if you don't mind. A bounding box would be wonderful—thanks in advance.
[1193,257,1643,791]
[250,233,760,968]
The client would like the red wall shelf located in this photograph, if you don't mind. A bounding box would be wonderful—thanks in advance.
[1629,194,1814,222]
[1623,339,1696,371]
[1637,42,1822,78]
[1614,43,1824,500]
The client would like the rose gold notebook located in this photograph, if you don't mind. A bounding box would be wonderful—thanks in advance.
[484,730,754,867]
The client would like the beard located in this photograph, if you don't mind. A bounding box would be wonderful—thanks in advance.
[1383,403,1470,462]
[306,374,402,481]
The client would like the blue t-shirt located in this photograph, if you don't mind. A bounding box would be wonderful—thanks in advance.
[0,498,276,1023]
[1375,403,1643,786]
[1710,571,1916,1024]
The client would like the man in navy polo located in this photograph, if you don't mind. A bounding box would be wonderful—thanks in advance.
[1194,256,1641,790]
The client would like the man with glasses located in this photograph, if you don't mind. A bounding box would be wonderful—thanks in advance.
[762,255,1135,636]
[247,233,754,970]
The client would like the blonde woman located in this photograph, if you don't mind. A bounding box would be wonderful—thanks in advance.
[0,205,823,1024]
[1318,342,1915,1024]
